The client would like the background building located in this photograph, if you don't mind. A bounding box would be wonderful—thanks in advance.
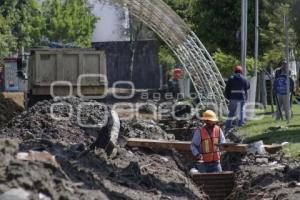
[90,0,160,89]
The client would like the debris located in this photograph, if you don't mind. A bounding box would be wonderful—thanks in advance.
[192,172,234,200]
[1,97,107,146]
[225,129,244,143]
[255,158,269,164]
[16,151,58,167]
[38,193,51,200]
[246,141,267,155]
[0,93,23,128]
[218,143,282,154]
[281,142,289,146]
[0,188,31,200]
[0,97,206,199]
[268,125,282,131]
[228,151,300,199]
[121,118,174,140]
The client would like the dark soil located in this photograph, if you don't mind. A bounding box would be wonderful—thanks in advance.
[121,118,175,140]
[226,152,300,200]
[0,97,206,200]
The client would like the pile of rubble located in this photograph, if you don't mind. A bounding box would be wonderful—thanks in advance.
[0,93,23,128]
[225,152,300,200]
[1,97,106,145]
[121,118,174,140]
[0,97,207,200]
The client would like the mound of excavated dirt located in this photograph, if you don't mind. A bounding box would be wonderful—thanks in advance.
[0,138,206,200]
[0,93,23,128]
[0,97,206,199]
[1,97,107,145]
[226,153,300,200]
[121,118,175,140]
[0,139,109,200]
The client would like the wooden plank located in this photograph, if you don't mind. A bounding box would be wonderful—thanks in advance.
[217,143,248,152]
[218,143,282,154]
[191,171,234,177]
[126,139,282,155]
[165,128,194,134]
[126,138,190,151]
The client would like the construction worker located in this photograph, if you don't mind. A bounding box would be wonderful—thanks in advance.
[190,110,226,173]
[273,72,294,123]
[169,66,183,97]
[224,65,250,133]
[274,60,291,79]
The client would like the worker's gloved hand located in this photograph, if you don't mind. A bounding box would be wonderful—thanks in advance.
[196,154,203,161]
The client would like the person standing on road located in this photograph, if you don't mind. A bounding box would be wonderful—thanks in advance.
[190,110,226,173]
[224,66,250,133]
[273,72,294,123]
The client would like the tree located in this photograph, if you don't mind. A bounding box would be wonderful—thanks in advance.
[0,0,44,49]
[0,0,44,53]
[0,15,17,57]
[165,0,298,71]
[42,0,99,46]
[291,0,300,53]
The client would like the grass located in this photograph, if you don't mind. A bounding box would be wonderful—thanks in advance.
[237,104,300,158]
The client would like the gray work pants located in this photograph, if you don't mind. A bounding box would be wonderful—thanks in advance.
[276,94,291,123]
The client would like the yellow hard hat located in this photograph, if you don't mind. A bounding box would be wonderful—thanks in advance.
[201,110,218,122]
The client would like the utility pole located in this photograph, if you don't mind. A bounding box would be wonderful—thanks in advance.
[254,0,259,75]
[241,0,248,76]
[284,14,289,72]
[284,14,291,121]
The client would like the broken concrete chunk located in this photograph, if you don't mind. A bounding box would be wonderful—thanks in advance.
[38,193,51,200]
[16,151,58,167]
[246,141,267,155]
[0,188,31,200]
[255,158,269,164]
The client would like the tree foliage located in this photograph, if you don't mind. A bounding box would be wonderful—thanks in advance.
[42,0,99,46]
[164,0,299,75]
[0,15,16,57]
[0,0,44,54]
[0,0,99,56]
[291,0,300,52]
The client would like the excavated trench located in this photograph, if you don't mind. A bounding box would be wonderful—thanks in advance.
[0,97,299,199]
[160,117,300,200]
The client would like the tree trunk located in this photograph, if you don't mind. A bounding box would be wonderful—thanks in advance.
[129,15,143,81]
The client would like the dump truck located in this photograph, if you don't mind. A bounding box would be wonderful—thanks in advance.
[27,48,107,106]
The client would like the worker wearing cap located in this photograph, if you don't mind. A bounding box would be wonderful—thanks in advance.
[190,110,226,173]
[224,65,250,133]
[274,60,291,79]
[169,67,183,96]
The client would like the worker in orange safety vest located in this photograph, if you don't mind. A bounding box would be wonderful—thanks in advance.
[190,110,226,173]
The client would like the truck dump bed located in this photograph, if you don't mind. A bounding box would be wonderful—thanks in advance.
[28,48,107,96]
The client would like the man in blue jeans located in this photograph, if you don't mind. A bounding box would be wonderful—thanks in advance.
[273,73,294,123]
[225,66,250,133]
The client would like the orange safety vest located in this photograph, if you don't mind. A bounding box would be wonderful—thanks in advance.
[200,126,221,162]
